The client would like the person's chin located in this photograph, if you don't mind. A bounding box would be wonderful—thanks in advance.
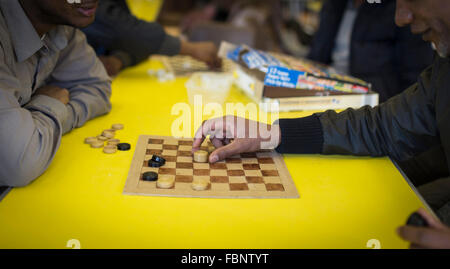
[70,17,96,28]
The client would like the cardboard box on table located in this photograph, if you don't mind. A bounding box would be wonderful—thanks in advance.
[218,42,379,112]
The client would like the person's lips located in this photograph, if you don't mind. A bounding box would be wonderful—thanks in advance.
[76,2,98,17]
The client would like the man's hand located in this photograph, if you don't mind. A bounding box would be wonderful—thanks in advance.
[192,116,281,163]
[180,41,222,69]
[397,208,450,249]
[35,85,70,105]
[99,55,123,77]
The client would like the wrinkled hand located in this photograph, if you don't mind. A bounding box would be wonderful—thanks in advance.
[192,116,281,163]
[99,55,123,77]
[35,85,69,105]
[397,208,450,249]
[181,41,222,69]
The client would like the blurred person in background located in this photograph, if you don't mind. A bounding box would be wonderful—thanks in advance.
[179,0,279,51]
[308,0,434,102]
[82,0,221,77]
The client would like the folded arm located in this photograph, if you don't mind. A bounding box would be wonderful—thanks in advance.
[48,29,112,135]
[0,65,67,187]
[0,29,111,187]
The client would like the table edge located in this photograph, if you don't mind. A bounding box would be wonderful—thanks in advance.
[390,157,437,218]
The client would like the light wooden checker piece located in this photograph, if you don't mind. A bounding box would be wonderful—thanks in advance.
[123,135,299,199]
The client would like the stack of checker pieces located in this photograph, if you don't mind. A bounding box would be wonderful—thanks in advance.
[123,135,299,199]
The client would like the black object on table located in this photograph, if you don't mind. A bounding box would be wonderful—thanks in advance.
[142,172,158,182]
[117,143,131,151]
[151,155,166,165]
[148,160,163,168]
[406,212,429,227]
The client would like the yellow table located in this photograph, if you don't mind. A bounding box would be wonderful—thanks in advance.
[126,0,163,22]
[0,60,427,249]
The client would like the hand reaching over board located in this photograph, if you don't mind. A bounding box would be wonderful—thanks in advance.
[123,135,299,199]
[192,116,281,163]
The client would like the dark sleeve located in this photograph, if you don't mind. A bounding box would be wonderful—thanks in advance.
[306,0,346,64]
[83,0,181,67]
[110,50,133,69]
[276,60,440,162]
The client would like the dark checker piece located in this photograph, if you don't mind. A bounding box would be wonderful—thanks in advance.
[406,212,429,227]
[148,160,163,168]
[117,143,131,151]
[142,172,158,181]
[151,155,166,165]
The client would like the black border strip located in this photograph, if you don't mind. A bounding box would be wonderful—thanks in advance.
[0,249,449,265]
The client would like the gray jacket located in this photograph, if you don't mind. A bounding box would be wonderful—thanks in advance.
[276,55,450,183]
[0,0,111,187]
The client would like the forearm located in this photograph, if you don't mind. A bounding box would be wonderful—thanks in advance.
[319,105,404,158]
[275,115,324,154]
[0,92,65,187]
[63,83,111,134]
[276,64,439,161]
[275,108,408,158]
[179,40,196,57]
[50,29,112,134]
[157,34,181,56]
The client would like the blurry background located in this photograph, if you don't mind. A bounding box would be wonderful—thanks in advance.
[129,0,322,57]
[120,0,434,102]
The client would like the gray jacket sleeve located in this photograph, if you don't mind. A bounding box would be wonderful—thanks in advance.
[0,51,65,187]
[0,29,111,187]
[46,29,112,135]
[276,57,442,162]
[319,69,438,161]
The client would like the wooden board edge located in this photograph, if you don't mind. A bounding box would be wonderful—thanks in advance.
[123,135,300,199]
[123,135,150,192]
[271,151,300,198]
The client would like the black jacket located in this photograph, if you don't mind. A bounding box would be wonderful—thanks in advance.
[276,55,450,185]
[308,0,434,102]
[82,0,180,68]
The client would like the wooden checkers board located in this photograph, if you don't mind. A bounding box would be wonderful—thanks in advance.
[123,135,299,199]
[157,55,234,77]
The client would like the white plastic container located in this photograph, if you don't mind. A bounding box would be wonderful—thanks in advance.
[185,72,234,105]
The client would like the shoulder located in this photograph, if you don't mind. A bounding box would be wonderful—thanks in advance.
[60,25,82,40]
[0,10,12,62]
[58,26,90,49]
[412,54,448,101]
[431,55,450,83]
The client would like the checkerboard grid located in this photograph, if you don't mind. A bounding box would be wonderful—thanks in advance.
[167,56,234,76]
[141,139,286,192]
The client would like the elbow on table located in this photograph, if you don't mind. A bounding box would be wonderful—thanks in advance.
[105,101,112,114]
[0,160,44,188]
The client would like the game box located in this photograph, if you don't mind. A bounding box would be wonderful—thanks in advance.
[218,41,379,112]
